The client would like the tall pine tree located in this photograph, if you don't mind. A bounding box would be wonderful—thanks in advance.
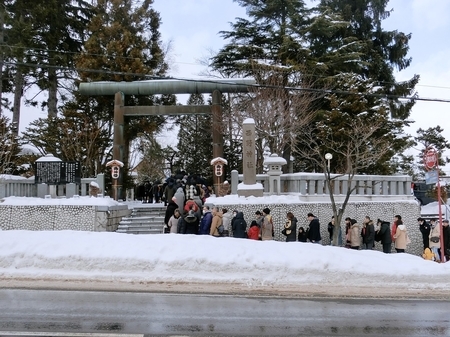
[175,94,213,181]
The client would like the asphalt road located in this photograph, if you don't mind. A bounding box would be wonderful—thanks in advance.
[0,289,449,336]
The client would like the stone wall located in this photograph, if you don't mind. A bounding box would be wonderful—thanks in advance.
[0,205,130,232]
[211,201,423,256]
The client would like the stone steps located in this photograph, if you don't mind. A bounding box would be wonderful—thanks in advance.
[116,205,166,235]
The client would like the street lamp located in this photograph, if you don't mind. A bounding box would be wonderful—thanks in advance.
[325,153,333,172]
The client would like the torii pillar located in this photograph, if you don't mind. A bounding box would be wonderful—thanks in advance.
[212,90,223,194]
[114,92,125,199]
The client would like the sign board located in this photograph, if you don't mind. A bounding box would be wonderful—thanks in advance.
[424,148,438,170]
[425,170,439,185]
[34,161,81,185]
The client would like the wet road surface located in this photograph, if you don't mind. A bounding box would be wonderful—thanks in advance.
[0,289,448,336]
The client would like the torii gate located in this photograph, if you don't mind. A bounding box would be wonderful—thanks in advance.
[79,79,255,198]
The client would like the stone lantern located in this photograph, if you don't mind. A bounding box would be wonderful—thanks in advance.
[263,154,287,195]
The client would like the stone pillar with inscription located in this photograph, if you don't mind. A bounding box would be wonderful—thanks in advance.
[237,118,263,197]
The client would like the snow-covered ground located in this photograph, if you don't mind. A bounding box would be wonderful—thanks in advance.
[1,229,450,298]
[1,195,449,298]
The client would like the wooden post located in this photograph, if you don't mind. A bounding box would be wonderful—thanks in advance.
[212,90,223,195]
[114,92,125,199]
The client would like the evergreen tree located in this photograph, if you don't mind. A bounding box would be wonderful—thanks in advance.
[29,0,93,117]
[293,0,417,174]
[175,94,213,180]
[72,0,170,197]
[0,114,19,175]
[313,0,418,118]
[211,0,311,77]
[211,0,318,171]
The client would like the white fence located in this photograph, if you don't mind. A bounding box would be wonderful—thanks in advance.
[231,171,414,202]
[0,174,105,199]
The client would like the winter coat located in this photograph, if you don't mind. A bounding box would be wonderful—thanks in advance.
[185,184,199,201]
[179,211,199,234]
[361,223,375,244]
[393,224,408,250]
[184,199,199,213]
[429,224,441,248]
[349,223,361,247]
[232,212,248,238]
[376,221,392,244]
[210,212,223,237]
[391,221,401,241]
[163,184,176,204]
[307,218,322,242]
[247,225,260,240]
[282,217,297,242]
[222,212,233,231]
[255,215,264,228]
[327,221,334,240]
[298,229,307,242]
[420,221,431,242]
[168,215,180,234]
[164,201,178,225]
[199,211,213,235]
[443,225,450,254]
[174,187,185,213]
[261,214,273,241]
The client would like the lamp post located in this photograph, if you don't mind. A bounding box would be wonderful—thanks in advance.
[325,153,333,172]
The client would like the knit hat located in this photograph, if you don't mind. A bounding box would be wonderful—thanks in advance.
[263,208,270,215]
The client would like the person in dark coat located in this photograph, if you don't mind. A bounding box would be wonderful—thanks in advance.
[164,197,178,227]
[143,181,153,203]
[152,182,161,203]
[376,219,392,253]
[199,206,213,235]
[282,212,297,242]
[231,211,248,238]
[298,227,307,242]
[163,177,176,206]
[307,213,321,244]
[361,216,375,250]
[418,217,431,250]
[442,220,450,260]
[179,210,199,234]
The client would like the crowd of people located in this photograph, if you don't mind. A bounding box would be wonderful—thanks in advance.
[164,198,450,261]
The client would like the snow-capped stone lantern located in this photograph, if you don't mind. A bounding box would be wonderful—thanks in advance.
[106,159,124,200]
[211,157,228,197]
[264,154,287,195]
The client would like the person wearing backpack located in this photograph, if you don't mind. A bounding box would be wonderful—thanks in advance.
[232,211,248,238]
[210,206,223,237]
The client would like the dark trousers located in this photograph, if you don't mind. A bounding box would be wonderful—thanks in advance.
[395,248,405,253]
[351,246,359,250]
[382,243,391,253]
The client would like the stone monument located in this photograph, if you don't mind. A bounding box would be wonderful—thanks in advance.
[237,118,264,197]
